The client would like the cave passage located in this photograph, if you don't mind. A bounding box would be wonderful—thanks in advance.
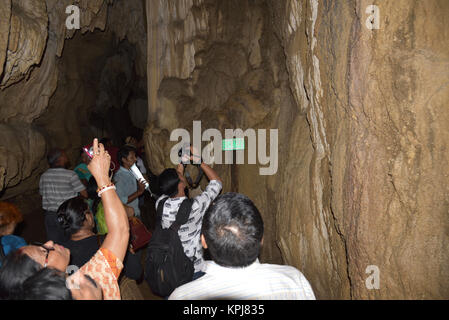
[0,0,448,300]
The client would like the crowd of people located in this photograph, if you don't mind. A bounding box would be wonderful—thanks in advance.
[0,135,316,300]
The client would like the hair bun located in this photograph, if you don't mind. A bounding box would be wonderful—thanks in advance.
[57,214,70,231]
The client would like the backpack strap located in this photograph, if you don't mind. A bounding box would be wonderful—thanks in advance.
[170,198,194,231]
[96,234,104,248]
[156,196,169,227]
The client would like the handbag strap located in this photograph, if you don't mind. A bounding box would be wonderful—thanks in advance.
[96,234,103,248]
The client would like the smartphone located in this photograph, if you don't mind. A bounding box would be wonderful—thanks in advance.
[83,147,94,159]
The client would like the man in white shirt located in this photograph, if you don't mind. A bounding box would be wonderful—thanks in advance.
[169,192,316,300]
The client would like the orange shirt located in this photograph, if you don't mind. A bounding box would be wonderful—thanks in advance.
[79,248,124,300]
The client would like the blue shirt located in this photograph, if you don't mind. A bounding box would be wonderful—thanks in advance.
[74,163,92,182]
[113,166,140,217]
[0,235,27,267]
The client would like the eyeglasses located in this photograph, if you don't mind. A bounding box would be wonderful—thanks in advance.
[33,242,55,268]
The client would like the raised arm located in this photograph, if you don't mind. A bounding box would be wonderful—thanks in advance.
[199,162,221,183]
[87,138,129,262]
[189,146,222,183]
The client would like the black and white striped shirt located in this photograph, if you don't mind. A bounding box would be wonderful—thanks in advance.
[155,180,222,273]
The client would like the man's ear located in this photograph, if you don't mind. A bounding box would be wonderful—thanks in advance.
[261,236,264,246]
[201,234,208,249]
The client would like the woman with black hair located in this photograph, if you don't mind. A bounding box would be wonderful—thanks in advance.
[59,187,144,282]
[57,197,101,268]
[0,138,129,300]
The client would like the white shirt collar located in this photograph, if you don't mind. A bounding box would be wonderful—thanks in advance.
[204,259,261,275]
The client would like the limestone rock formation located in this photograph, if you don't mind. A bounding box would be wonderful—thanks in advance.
[269,0,449,300]
[0,124,47,198]
[0,0,147,198]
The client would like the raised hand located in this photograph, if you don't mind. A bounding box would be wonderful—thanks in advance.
[137,179,146,195]
[87,138,111,186]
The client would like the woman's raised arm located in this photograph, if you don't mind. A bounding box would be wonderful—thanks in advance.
[87,138,129,262]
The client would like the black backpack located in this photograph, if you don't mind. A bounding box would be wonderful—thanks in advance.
[144,197,195,297]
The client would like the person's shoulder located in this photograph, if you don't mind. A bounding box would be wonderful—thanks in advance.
[259,262,306,278]
[41,168,57,177]
[52,167,78,176]
[169,274,210,300]
[74,163,86,171]
[156,195,168,203]
[2,234,26,243]
[113,167,125,179]
[1,235,27,250]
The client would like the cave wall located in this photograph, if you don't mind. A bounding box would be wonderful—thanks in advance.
[145,0,449,299]
[0,0,447,300]
[270,0,449,299]
[0,0,147,199]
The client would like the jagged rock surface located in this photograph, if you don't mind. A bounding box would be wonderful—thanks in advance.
[269,0,449,299]
[0,0,147,198]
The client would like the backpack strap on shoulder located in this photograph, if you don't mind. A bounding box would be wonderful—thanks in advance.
[170,198,194,231]
[156,196,169,226]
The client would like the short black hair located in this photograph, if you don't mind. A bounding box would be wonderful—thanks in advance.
[0,250,42,299]
[47,148,63,167]
[117,145,136,166]
[201,193,264,267]
[20,268,72,300]
[57,197,89,236]
[158,168,180,197]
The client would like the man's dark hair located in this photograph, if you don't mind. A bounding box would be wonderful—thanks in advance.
[57,197,89,236]
[117,145,136,166]
[0,250,42,299]
[20,268,72,300]
[158,168,181,198]
[47,148,63,168]
[201,193,264,267]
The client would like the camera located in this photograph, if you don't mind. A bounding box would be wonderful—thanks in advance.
[178,143,191,163]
